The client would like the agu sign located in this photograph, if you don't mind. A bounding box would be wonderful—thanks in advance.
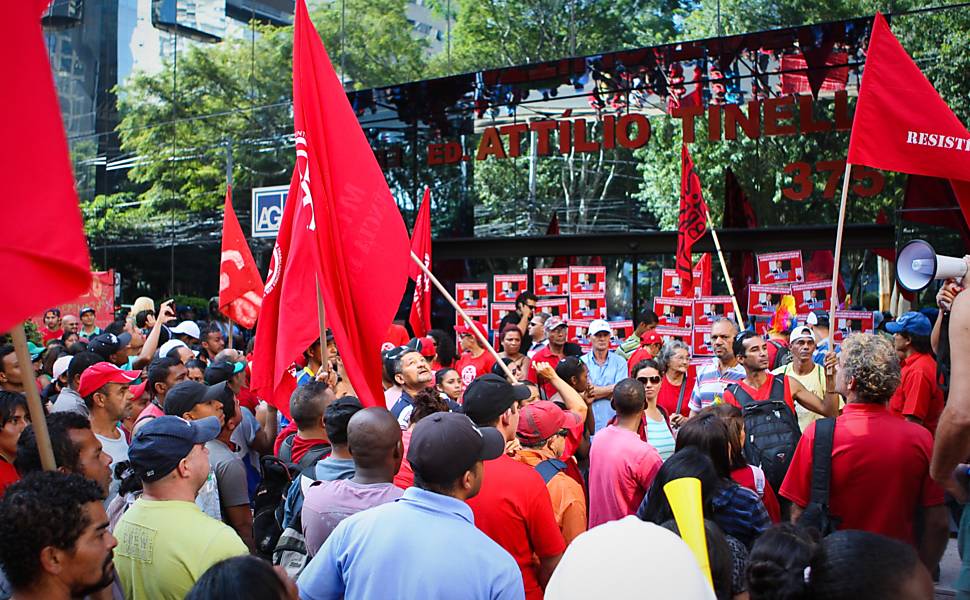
[251,185,289,238]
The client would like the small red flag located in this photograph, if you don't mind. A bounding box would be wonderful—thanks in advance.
[848,12,970,227]
[408,188,433,338]
[218,185,263,329]
[676,145,709,290]
[294,0,410,408]
[0,2,92,332]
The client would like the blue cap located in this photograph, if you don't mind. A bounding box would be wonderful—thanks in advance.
[885,311,932,337]
[128,416,221,482]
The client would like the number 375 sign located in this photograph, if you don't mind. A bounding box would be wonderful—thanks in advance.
[781,159,884,202]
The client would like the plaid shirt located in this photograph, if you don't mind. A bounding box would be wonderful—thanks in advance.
[688,357,745,413]
[712,483,771,549]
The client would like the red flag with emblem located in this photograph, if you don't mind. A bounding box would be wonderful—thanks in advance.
[218,185,263,329]
[409,188,433,337]
[676,145,709,290]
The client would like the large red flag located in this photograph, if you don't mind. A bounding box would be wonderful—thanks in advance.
[293,0,410,408]
[218,185,263,329]
[847,12,970,228]
[0,2,91,332]
[676,145,709,290]
[408,188,432,337]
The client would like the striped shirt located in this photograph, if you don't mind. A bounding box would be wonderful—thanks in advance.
[688,358,745,413]
[645,416,675,461]
[711,483,771,549]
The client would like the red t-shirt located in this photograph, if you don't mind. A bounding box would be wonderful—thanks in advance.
[723,373,796,414]
[289,435,330,465]
[626,347,654,376]
[889,352,944,435]
[467,454,567,600]
[655,374,695,418]
[393,428,415,489]
[0,459,18,497]
[273,421,299,456]
[731,465,781,523]
[455,351,497,388]
[532,345,565,398]
[40,327,63,344]
[780,403,945,545]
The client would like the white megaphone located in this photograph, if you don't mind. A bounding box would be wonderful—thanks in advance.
[896,240,968,292]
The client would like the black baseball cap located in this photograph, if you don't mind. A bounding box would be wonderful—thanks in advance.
[128,415,221,482]
[164,380,232,417]
[88,333,132,359]
[407,412,504,485]
[204,361,244,385]
[462,374,531,425]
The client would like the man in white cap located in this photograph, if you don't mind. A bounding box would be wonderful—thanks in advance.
[772,324,839,431]
[42,355,74,406]
[169,321,201,347]
[159,339,195,364]
[581,319,627,433]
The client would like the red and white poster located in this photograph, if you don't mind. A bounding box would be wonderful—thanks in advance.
[833,310,875,343]
[569,266,607,294]
[490,303,516,330]
[537,297,568,318]
[654,297,694,328]
[570,293,607,320]
[610,320,634,349]
[751,315,772,336]
[757,250,805,284]
[455,283,488,311]
[32,270,116,329]
[656,325,693,349]
[661,268,708,299]
[692,325,714,356]
[693,296,737,327]
[791,280,831,314]
[455,309,489,329]
[533,268,569,297]
[493,274,528,303]
[567,319,592,347]
[747,284,792,317]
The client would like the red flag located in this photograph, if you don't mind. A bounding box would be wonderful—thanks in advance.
[408,188,432,337]
[218,185,263,329]
[0,2,91,332]
[848,12,970,228]
[676,145,709,289]
[294,0,410,408]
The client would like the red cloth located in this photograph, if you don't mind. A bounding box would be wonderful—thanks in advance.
[466,455,567,600]
[392,428,415,489]
[675,144,709,292]
[384,324,410,350]
[847,12,970,227]
[289,435,330,465]
[273,421,300,456]
[723,373,796,414]
[0,1,91,332]
[40,327,63,344]
[731,466,781,523]
[626,347,654,376]
[889,352,944,435]
[532,345,565,398]
[455,351,497,388]
[780,403,945,545]
[0,459,18,497]
[408,188,432,337]
[656,374,695,418]
[219,185,263,329]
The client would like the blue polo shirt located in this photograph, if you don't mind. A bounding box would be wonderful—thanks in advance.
[581,350,628,433]
[298,487,524,600]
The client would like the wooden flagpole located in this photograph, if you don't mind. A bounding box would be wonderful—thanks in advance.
[409,251,517,383]
[315,274,331,377]
[704,208,744,322]
[227,318,234,350]
[10,325,55,471]
[826,162,853,375]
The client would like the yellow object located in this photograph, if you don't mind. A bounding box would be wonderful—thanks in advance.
[664,477,713,588]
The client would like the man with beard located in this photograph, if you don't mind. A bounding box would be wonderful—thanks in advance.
[0,472,117,600]
[688,317,746,416]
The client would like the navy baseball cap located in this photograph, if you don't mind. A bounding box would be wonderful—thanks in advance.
[88,333,132,359]
[164,380,232,417]
[886,311,932,337]
[204,361,244,385]
[128,416,221,482]
[462,374,531,426]
[408,412,504,485]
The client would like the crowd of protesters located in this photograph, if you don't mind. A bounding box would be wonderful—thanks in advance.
[0,286,962,600]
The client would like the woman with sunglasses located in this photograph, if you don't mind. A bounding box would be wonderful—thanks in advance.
[632,359,676,461]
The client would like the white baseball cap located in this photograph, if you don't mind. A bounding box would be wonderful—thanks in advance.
[52,355,73,380]
[158,339,189,359]
[588,319,612,336]
[790,325,815,344]
[169,321,201,340]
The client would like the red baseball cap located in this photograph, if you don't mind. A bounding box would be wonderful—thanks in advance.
[640,331,662,345]
[78,363,141,398]
[516,401,582,445]
[455,321,488,339]
[129,379,149,399]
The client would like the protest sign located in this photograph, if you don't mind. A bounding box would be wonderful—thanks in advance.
[656,325,693,349]
[569,266,607,294]
[570,293,608,320]
[493,274,529,303]
[655,297,694,328]
[747,284,792,317]
[693,296,737,327]
[33,270,116,330]
[537,297,568,318]
[568,319,592,347]
[455,283,489,311]
[791,280,831,314]
[491,303,516,329]
[610,320,634,349]
[534,268,569,296]
[757,251,805,284]
[692,325,714,356]
[661,268,708,299]
[833,310,875,343]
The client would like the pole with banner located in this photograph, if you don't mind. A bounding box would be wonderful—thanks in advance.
[315,275,330,377]
[225,140,234,351]
[10,325,55,470]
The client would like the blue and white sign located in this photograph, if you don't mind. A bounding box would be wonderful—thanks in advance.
[251,185,289,238]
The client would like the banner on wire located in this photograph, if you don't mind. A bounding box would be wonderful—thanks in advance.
[757,251,805,284]
[693,296,738,327]
[747,284,792,317]
[534,268,570,297]
[455,283,489,311]
[570,293,607,320]
[569,266,607,294]
[493,274,529,303]
[655,297,694,328]
[791,280,832,314]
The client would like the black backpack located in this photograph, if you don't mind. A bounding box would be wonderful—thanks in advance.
[795,417,840,537]
[768,340,792,370]
[730,377,801,491]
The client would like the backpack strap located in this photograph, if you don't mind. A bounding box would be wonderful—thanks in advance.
[277,433,297,464]
[749,464,766,499]
[296,444,332,471]
[810,417,836,506]
[534,459,567,484]
[674,378,688,416]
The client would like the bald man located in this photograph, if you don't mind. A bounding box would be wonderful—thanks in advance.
[301,407,405,556]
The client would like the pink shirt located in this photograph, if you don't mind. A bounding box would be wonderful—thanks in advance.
[588,424,662,528]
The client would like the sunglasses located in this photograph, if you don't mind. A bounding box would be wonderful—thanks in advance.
[637,376,662,385]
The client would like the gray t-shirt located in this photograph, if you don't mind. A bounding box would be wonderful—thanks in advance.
[302,479,403,557]
[205,439,250,515]
[50,387,89,417]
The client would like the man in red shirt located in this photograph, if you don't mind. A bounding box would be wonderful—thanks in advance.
[781,333,949,568]
[532,317,569,398]
[626,331,662,376]
[0,391,27,496]
[39,308,63,344]
[463,374,565,600]
[454,321,496,389]
[886,311,944,434]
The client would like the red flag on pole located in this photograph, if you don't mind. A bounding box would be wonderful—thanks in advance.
[847,12,970,228]
[218,185,263,329]
[409,188,433,338]
[0,2,92,332]
[676,145,709,290]
[293,0,410,408]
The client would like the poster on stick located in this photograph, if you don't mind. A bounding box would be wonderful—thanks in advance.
[493,274,528,303]
[537,297,568,318]
[610,320,634,349]
[833,310,875,343]
[491,303,515,330]
[570,293,607,320]
[32,270,116,330]
[747,284,792,317]
[455,283,488,311]
[661,268,709,299]
[534,268,569,297]
[567,319,592,347]
[791,280,831,314]
[757,251,805,284]
[692,325,714,356]
[656,326,693,350]
[654,297,694,328]
[569,266,607,294]
[693,296,737,327]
